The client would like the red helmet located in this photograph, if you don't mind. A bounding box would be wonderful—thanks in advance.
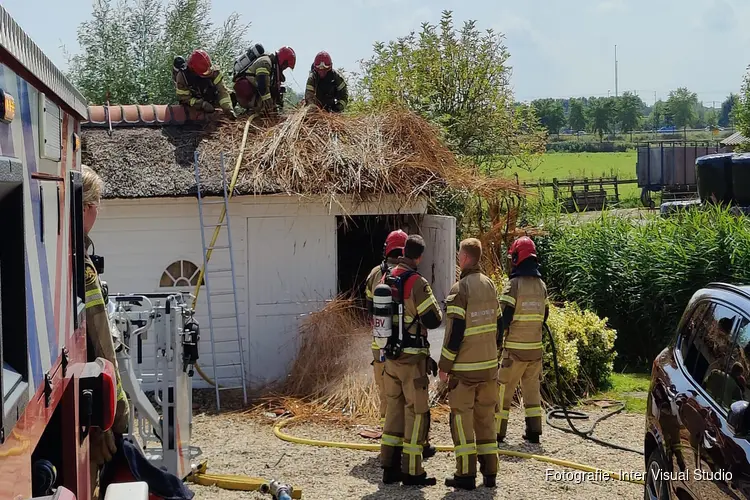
[313,51,332,77]
[384,230,408,257]
[187,49,212,76]
[509,236,537,266]
[277,46,296,70]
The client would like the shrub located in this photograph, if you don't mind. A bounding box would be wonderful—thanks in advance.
[545,141,634,153]
[536,205,750,367]
[489,273,617,404]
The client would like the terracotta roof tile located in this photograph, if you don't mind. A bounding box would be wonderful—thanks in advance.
[83,104,214,128]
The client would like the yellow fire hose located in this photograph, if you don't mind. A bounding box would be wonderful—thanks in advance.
[191,114,255,388]
[272,417,645,486]
[187,461,302,498]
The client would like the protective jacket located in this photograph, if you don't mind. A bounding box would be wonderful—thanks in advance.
[85,244,129,434]
[498,259,549,361]
[233,55,275,110]
[173,67,233,113]
[305,69,348,112]
[365,257,400,362]
[382,258,443,361]
[438,265,500,382]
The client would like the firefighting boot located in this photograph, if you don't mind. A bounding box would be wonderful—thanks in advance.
[483,475,497,488]
[497,434,504,444]
[422,443,437,460]
[402,472,437,487]
[523,417,541,444]
[382,468,402,484]
[445,475,476,490]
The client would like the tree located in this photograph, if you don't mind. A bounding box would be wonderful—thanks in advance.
[355,10,545,165]
[531,98,565,135]
[705,108,719,128]
[736,71,750,140]
[666,87,698,132]
[568,98,587,132]
[719,93,739,128]
[616,91,643,133]
[67,0,249,104]
[587,97,615,141]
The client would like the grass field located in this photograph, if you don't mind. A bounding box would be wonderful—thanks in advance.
[507,152,641,202]
[593,372,650,414]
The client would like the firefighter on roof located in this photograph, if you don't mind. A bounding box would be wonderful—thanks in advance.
[173,49,235,116]
[233,46,296,116]
[496,236,549,445]
[379,235,442,487]
[82,166,130,497]
[438,238,500,490]
[304,51,348,112]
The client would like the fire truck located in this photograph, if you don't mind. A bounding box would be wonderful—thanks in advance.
[0,7,144,499]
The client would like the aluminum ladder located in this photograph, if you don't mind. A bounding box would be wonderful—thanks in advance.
[193,150,248,411]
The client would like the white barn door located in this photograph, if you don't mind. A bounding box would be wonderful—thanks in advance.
[245,216,336,387]
[419,215,456,306]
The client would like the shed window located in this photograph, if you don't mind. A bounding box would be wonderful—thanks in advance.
[159,260,200,288]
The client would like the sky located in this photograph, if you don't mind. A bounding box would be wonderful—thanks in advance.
[3,0,749,106]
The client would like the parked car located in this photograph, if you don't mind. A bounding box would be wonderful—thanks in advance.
[645,282,750,499]
[658,126,678,133]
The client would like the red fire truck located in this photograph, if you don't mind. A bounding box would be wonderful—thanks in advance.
[0,7,136,499]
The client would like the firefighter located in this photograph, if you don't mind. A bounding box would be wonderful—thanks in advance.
[233,46,296,116]
[82,166,130,498]
[365,230,408,431]
[496,236,549,445]
[173,50,235,116]
[380,235,443,487]
[438,238,500,490]
[304,51,348,112]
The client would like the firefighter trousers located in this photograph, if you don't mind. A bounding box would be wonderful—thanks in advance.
[448,377,499,478]
[373,358,387,426]
[496,351,543,439]
[380,356,430,477]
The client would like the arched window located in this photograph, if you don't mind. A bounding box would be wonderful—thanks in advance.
[159,260,201,288]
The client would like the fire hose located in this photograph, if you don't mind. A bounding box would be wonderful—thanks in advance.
[270,323,645,486]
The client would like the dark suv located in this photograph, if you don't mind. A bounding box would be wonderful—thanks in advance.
[646,283,750,499]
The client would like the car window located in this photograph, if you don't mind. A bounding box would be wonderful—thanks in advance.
[680,301,711,361]
[723,315,750,408]
[682,301,740,411]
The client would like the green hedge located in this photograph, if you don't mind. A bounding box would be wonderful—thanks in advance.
[545,141,634,153]
[536,206,750,367]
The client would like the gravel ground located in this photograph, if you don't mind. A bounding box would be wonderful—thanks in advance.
[188,406,645,500]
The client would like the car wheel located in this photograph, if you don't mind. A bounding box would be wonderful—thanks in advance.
[645,448,670,500]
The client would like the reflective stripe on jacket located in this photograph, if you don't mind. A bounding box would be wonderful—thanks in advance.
[500,276,548,361]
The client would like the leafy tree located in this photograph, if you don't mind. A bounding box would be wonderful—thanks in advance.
[587,97,615,141]
[68,0,249,104]
[568,98,587,132]
[704,108,719,128]
[667,87,698,132]
[355,10,545,165]
[532,98,566,135]
[616,91,643,133]
[736,71,750,140]
[719,93,739,128]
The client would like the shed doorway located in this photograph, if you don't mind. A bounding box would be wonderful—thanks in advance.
[335,215,419,303]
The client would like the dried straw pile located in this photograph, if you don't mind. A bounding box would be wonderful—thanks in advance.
[198,106,522,206]
[277,297,381,421]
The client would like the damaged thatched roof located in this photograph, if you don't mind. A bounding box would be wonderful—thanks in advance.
[81,105,524,203]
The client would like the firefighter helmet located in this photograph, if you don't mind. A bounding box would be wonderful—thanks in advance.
[187,49,212,76]
[313,51,332,77]
[276,46,296,70]
[384,230,408,257]
[509,236,537,266]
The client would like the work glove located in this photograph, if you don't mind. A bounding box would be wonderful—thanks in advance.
[90,428,117,467]
[201,101,215,113]
[426,357,438,377]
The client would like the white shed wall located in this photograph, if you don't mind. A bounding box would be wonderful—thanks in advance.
[91,195,429,391]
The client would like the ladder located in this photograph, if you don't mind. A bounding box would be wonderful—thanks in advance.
[192,149,248,411]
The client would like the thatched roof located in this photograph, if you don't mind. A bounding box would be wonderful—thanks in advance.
[82,106,525,206]
[81,106,454,201]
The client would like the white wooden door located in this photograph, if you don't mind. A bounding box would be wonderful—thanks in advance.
[245,216,336,387]
[419,215,456,306]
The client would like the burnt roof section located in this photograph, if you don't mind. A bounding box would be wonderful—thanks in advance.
[0,6,88,118]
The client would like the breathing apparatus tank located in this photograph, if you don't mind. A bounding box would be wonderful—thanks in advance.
[233,43,265,80]
[372,284,393,351]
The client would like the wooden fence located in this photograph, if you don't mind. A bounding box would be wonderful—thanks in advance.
[516,175,639,211]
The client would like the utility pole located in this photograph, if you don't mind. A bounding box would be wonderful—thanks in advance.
[614,45,619,98]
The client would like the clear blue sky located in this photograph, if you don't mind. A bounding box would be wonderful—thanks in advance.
[3,0,748,106]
